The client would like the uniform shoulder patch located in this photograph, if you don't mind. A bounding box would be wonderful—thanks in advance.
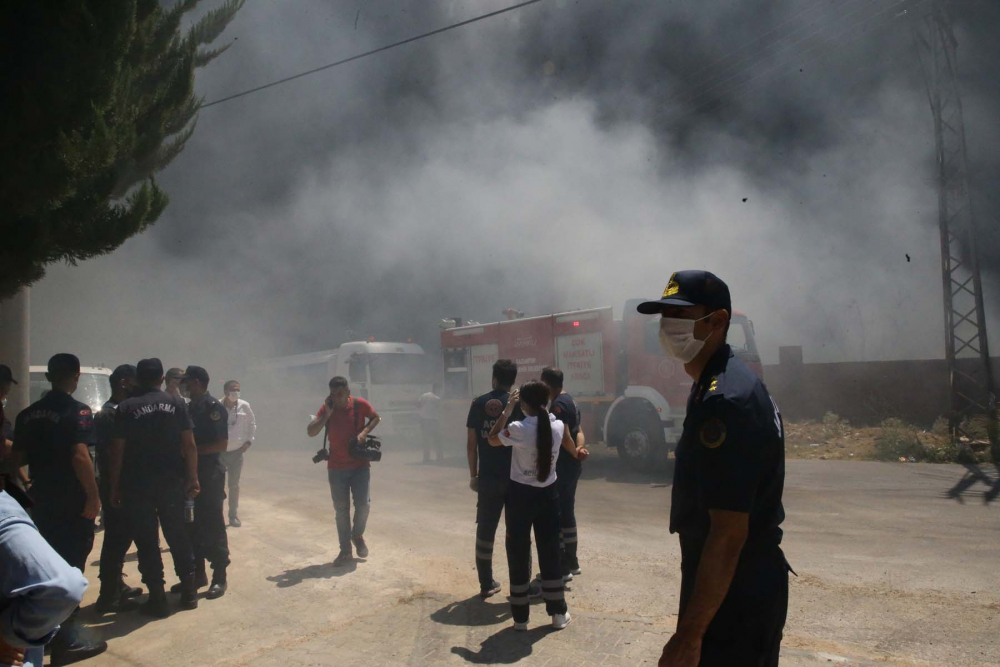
[210,409,222,421]
[79,408,91,416]
[699,416,727,449]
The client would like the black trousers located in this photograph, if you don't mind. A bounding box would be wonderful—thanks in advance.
[475,476,508,589]
[125,478,195,588]
[33,503,95,573]
[555,455,581,567]
[505,481,567,623]
[187,457,230,572]
[679,540,789,667]
[97,466,133,595]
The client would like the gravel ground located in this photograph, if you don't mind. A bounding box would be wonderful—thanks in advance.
[77,446,999,666]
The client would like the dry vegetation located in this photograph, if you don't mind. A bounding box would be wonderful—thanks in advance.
[785,412,996,463]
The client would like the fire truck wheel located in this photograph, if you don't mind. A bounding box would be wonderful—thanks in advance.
[617,413,663,471]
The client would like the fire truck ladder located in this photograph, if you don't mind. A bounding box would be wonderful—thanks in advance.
[915,1,996,447]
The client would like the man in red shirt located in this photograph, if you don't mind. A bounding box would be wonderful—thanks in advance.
[307,376,381,567]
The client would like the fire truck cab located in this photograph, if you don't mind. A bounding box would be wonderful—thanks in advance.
[440,302,760,469]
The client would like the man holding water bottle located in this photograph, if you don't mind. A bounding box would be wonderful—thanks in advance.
[109,358,200,618]
[178,366,231,600]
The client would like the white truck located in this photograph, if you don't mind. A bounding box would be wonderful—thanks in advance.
[29,365,112,415]
[247,341,431,445]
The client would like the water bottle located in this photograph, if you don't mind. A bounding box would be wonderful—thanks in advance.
[184,499,195,523]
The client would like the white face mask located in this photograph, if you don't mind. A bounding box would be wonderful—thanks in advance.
[226,391,241,401]
[658,314,714,363]
[1,398,6,409]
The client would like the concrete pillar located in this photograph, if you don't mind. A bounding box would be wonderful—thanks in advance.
[0,288,31,416]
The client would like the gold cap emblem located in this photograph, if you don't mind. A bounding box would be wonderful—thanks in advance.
[663,273,680,298]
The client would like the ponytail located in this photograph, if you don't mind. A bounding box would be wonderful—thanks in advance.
[520,381,553,482]
[535,405,553,482]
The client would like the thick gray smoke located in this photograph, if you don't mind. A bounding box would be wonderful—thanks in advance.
[30,0,1000,384]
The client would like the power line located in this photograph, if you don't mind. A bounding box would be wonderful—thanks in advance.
[200,0,546,109]
[689,0,931,118]
[678,0,918,109]
[685,0,834,78]
[681,0,868,96]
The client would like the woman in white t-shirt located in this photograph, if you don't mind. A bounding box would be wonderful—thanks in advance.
[488,380,589,631]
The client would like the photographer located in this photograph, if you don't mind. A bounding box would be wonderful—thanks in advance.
[307,377,380,568]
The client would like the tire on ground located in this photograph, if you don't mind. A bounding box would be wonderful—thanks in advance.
[610,400,667,471]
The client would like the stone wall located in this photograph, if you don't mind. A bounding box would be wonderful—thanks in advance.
[764,347,1000,427]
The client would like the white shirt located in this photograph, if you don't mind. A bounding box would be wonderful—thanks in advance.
[418,392,441,420]
[498,413,565,488]
[224,398,257,452]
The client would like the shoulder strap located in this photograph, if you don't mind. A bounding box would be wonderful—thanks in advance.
[353,399,362,435]
[321,402,330,452]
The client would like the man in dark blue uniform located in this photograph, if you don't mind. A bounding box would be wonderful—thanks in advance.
[541,367,585,581]
[0,363,31,504]
[466,359,519,598]
[110,358,201,618]
[11,353,108,663]
[179,365,230,600]
[638,271,788,667]
[94,364,143,613]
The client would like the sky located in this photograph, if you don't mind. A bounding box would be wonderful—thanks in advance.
[30,0,1000,384]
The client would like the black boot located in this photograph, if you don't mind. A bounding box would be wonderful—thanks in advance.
[50,611,108,666]
[95,586,139,614]
[170,559,207,593]
[95,572,143,613]
[206,569,227,600]
[120,574,143,598]
[180,574,199,610]
[139,586,170,618]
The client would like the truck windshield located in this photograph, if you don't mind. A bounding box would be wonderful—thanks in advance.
[29,371,111,411]
[368,354,427,385]
[729,317,760,358]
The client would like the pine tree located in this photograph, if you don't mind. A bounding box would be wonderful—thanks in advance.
[0,0,244,298]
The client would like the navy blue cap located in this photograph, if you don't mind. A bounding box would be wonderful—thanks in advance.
[181,365,210,387]
[0,365,17,385]
[637,270,732,315]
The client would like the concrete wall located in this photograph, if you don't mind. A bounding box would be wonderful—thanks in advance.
[764,347,1000,427]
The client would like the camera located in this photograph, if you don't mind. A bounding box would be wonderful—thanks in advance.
[312,448,329,464]
[348,435,382,462]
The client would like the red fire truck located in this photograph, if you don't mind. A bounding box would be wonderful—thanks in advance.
[440,300,761,469]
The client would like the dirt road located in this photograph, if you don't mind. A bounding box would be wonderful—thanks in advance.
[79,448,999,666]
